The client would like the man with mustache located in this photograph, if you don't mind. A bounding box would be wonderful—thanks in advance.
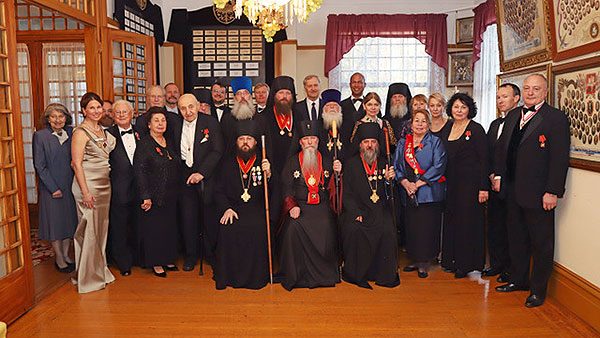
[277,120,342,290]
[383,82,413,141]
[213,119,275,290]
[340,122,399,289]
[263,75,298,176]
[164,83,181,115]
[210,81,231,122]
[318,89,354,163]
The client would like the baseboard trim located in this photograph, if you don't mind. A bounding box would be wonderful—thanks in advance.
[548,262,600,333]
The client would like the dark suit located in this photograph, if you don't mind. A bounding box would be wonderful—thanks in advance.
[134,110,182,143]
[172,114,224,265]
[340,97,365,124]
[486,116,510,274]
[210,104,231,123]
[107,125,139,272]
[494,102,570,298]
[294,98,322,122]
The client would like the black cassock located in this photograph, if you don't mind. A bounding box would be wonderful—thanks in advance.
[340,155,400,288]
[277,153,339,290]
[263,108,295,176]
[213,153,277,290]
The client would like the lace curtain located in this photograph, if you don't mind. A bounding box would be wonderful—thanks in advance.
[42,42,87,125]
[17,44,36,203]
[472,24,500,131]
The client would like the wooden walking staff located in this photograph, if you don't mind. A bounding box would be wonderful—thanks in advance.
[331,120,342,215]
[261,135,274,284]
[383,127,399,252]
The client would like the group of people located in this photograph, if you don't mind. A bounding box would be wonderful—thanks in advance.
[33,71,569,308]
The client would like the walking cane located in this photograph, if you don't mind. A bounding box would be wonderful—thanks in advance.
[198,180,205,276]
[261,135,274,284]
[383,128,399,268]
[331,121,343,278]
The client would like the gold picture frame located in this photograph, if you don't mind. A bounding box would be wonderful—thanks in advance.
[495,0,554,72]
[456,16,474,44]
[447,50,474,87]
[496,63,552,106]
[549,0,600,61]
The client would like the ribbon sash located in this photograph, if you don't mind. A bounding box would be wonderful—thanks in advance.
[299,151,323,205]
[404,134,425,176]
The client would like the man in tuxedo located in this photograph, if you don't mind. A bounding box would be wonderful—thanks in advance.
[254,82,269,114]
[340,72,366,123]
[164,82,181,115]
[210,81,231,122]
[295,75,322,122]
[493,74,570,308]
[107,100,139,276]
[174,94,224,271]
[484,83,520,283]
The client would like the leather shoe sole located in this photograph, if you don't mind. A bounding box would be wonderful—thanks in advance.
[525,294,545,308]
[495,283,528,292]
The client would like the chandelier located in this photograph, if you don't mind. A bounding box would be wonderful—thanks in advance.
[214,0,323,42]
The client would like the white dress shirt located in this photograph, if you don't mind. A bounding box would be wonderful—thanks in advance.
[118,125,136,165]
[181,118,197,168]
[352,96,363,110]
[306,98,320,120]
[166,105,178,114]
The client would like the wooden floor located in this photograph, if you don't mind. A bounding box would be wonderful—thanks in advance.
[8,259,600,337]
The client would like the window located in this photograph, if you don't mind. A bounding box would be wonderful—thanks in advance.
[16,44,36,204]
[16,1,85,31]
[329,37,442,110]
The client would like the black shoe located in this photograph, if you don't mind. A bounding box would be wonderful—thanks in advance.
[403,265,417,272]
[525,294,545,308]
[120,270,131,276]
[442,266,455,273]
[454,271,467,279]
[55,262,75,273]
[482,267,502,277]
[418,271,428,278]
[153,268,167,278]
[497,272,510,283]
[164,265,179,271]
[495,283,528,292]
[183,263,195,271]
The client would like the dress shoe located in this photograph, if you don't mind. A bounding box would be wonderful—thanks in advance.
[418,270,428,278]
[495,283,528,292]
[183,263,195,272]
[441,266,455,273]
[120,270,131,276]
[497,272,510,283]
[403,265,417,272]
[153,268,167,278]
[55,262,75,273]
[454,270,467,279]
[164,265,179,271]
[525,294,545,308]
[482,267,502,277]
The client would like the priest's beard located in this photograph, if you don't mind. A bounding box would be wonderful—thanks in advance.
[275,98,293,116]
[389,103,408,119]
[236,144,257,161]
[301,146,319,174]
[322,109,343,130]
[360,144,379,165]
[232,99,255,120]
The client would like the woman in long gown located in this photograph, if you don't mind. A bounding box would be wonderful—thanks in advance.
[438,93,489,278]
[33,103,78,273]
[71,92,116,293]
[133,107,181,277]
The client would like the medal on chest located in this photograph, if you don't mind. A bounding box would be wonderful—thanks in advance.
[362,154,380,204]
[237,155,257,203]
[275,108,293,137]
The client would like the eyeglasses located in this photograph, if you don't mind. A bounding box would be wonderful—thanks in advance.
[114,110,131,116]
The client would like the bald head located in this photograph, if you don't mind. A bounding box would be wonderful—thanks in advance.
[147,85,166,108]
[523,74,548,107]
[178,93,199,122]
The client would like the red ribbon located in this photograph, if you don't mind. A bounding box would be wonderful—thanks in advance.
[360,153,377,176]
[236,154,257,174]
[299,151,323,205]
[404,134,425,176]
[274,106,292,134]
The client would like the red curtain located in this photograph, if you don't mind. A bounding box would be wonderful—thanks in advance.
[324,14,448,77]
[472,0,497,66]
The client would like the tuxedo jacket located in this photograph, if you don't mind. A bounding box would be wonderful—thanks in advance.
[487,116,505,196]
[107,125,139,205]
[210,104,231,123]
[340,97,365,124]
[494,103,570,209]
[172,114,224,200]
[294,98,323,122]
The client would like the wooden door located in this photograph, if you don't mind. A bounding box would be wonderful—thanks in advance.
[104,28,155,116]
[0,0,34,324]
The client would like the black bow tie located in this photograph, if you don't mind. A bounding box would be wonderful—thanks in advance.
[523,105,537,112]
[352,98,363,104]
[120,129,133,136]
[55,131,63,136]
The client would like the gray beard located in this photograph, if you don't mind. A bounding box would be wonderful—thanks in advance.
[275,99,292,116]
[301,146,318,173]
[389,104,408,119]
[322,110,343,130]
[232,100,255,120]
[360,145,379,165]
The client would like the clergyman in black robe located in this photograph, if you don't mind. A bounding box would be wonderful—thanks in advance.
[277,120,341,290]
[341,122,400,289]
[214,119,277,290]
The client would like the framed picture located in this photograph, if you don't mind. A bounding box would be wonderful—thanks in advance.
[495,0,554,72]
[552,56,600,172]
[447,51,473,87]
[456,16,474,44]
[496,63,552,107]
[549,0,600,61]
